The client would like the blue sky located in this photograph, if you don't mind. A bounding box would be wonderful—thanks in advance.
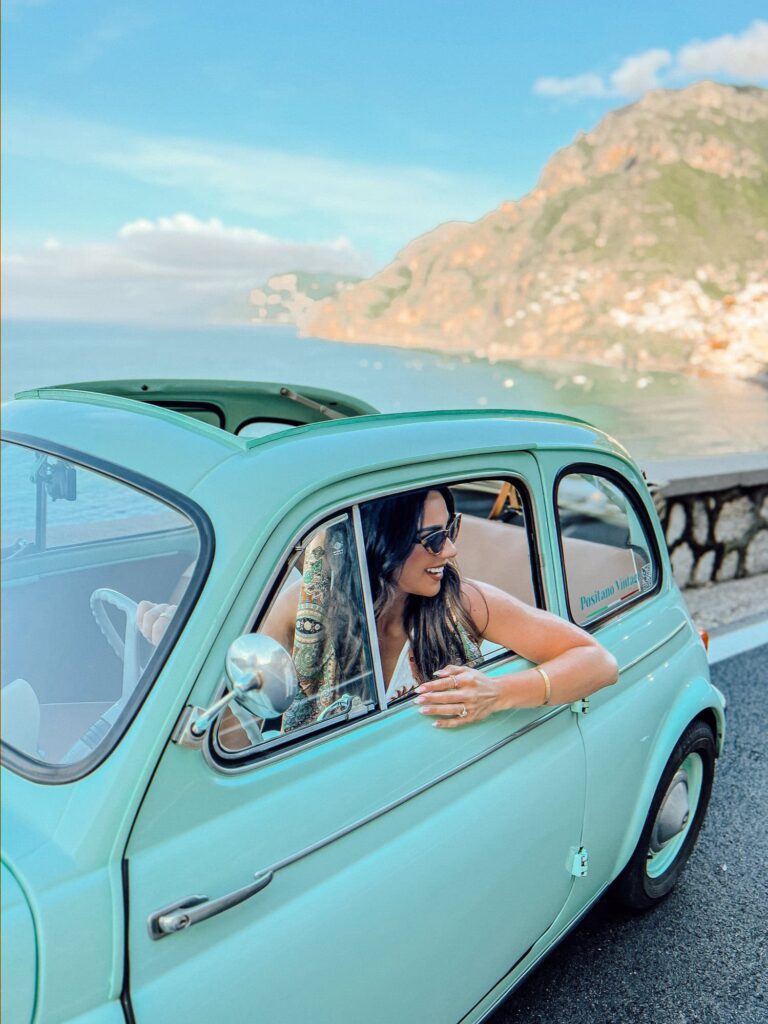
[3,1,767,323]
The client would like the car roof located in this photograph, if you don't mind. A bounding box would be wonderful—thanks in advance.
[4,383,634,500]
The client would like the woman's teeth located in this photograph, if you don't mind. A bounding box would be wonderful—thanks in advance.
[426,567,444,577]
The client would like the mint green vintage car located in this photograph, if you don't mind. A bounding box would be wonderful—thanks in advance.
[2,380,725,1024]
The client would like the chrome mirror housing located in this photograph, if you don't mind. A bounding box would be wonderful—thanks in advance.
[186,634,299,740]
[226,634,299,719]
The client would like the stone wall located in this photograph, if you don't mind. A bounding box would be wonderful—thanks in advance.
[642,453,768,589]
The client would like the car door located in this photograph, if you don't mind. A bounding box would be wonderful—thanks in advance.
[125,456,587,1024]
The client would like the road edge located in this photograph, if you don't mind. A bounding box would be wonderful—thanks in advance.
[708,613,768,665]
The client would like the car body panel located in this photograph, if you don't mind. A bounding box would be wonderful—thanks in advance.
[6,393,243,496]
[1,861,37,1024]
[0,386,726,1024]
[128,701,585,1023]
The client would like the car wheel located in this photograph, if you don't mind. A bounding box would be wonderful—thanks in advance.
[612,720,716,910]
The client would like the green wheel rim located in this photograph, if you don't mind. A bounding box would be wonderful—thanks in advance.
[646,752,703,879]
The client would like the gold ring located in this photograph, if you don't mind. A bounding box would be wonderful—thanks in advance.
[458,705,468,718]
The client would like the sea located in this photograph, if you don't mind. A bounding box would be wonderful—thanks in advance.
[3,319,767,464]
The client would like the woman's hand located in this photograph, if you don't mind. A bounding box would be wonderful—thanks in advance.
[136,600,177,646]
[415,664,501,728]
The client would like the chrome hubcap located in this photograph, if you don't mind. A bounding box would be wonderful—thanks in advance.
[649,769,689,853]
[646,753,703,878]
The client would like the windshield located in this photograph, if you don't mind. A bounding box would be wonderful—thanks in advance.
[1,439,205,781]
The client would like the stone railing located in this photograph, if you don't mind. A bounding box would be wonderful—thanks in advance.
[642,453,768,588]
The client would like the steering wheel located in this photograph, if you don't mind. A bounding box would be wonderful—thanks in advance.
[89,587,142,699]
[63,589,144,766]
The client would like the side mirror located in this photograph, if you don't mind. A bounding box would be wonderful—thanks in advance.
[226,633,299,719]
[188,634,299,739]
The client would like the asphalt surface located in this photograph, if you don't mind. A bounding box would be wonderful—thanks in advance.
[488,643,768,1024]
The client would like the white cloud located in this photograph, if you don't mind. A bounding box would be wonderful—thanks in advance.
[2,213,371,325]
[676,20,768,79]
[533,20,768,101]
[4,107,508,256]
[533,74,608,99]
[609,49,672,96]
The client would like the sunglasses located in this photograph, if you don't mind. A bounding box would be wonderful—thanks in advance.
[415,513,462,555]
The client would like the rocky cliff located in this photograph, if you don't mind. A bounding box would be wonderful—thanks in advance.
[306,82,768,380]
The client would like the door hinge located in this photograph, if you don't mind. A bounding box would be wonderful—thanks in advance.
[570,697,590,715]
[570,847,589,877]
[171,705,208,749]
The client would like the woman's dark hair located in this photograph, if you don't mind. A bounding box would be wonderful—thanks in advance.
[357,486,479,683]
[313,487,480,704]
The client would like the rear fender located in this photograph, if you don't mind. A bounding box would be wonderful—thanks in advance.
[610,675,725,881]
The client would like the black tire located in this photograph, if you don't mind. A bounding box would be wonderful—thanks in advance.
[612,719,716,911]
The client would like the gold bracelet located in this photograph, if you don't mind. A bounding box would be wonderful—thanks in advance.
[535,665,551,706]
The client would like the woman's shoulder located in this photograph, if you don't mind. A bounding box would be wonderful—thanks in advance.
[459,577,531,633]
[459,578,492,633]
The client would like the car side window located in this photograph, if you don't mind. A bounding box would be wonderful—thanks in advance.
[216,476,541,760]
[556,469,659,626]
[216,512,378,756]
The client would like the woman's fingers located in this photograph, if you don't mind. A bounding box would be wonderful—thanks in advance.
[431,664,464,681]
[136,600,155,641]
[433,715,470,729]
[418,701,468,717]
[418,666,468,694]
[416,682,468,704]
[136,601,176,645]
[416,665,500,726]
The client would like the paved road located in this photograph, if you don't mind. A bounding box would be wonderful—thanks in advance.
[488,643,768,1024]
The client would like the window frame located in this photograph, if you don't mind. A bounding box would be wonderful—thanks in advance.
[552,460,663,630]
[209,470,545,770]
[0,431,215,785]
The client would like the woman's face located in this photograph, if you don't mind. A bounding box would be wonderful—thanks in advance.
[395,490,458,597]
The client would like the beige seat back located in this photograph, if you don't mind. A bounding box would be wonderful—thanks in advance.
[1,678,41,758]
[455,515,536,606]
[456,514,644,624]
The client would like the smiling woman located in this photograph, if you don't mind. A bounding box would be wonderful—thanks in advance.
[214,477,618,754]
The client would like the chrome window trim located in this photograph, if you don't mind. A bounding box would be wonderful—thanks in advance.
[352,504,388,709]
[208,464,544,772]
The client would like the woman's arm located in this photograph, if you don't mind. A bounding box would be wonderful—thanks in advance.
[416,581,618,727]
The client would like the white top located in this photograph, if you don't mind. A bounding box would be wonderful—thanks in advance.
[385,643,419,701]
